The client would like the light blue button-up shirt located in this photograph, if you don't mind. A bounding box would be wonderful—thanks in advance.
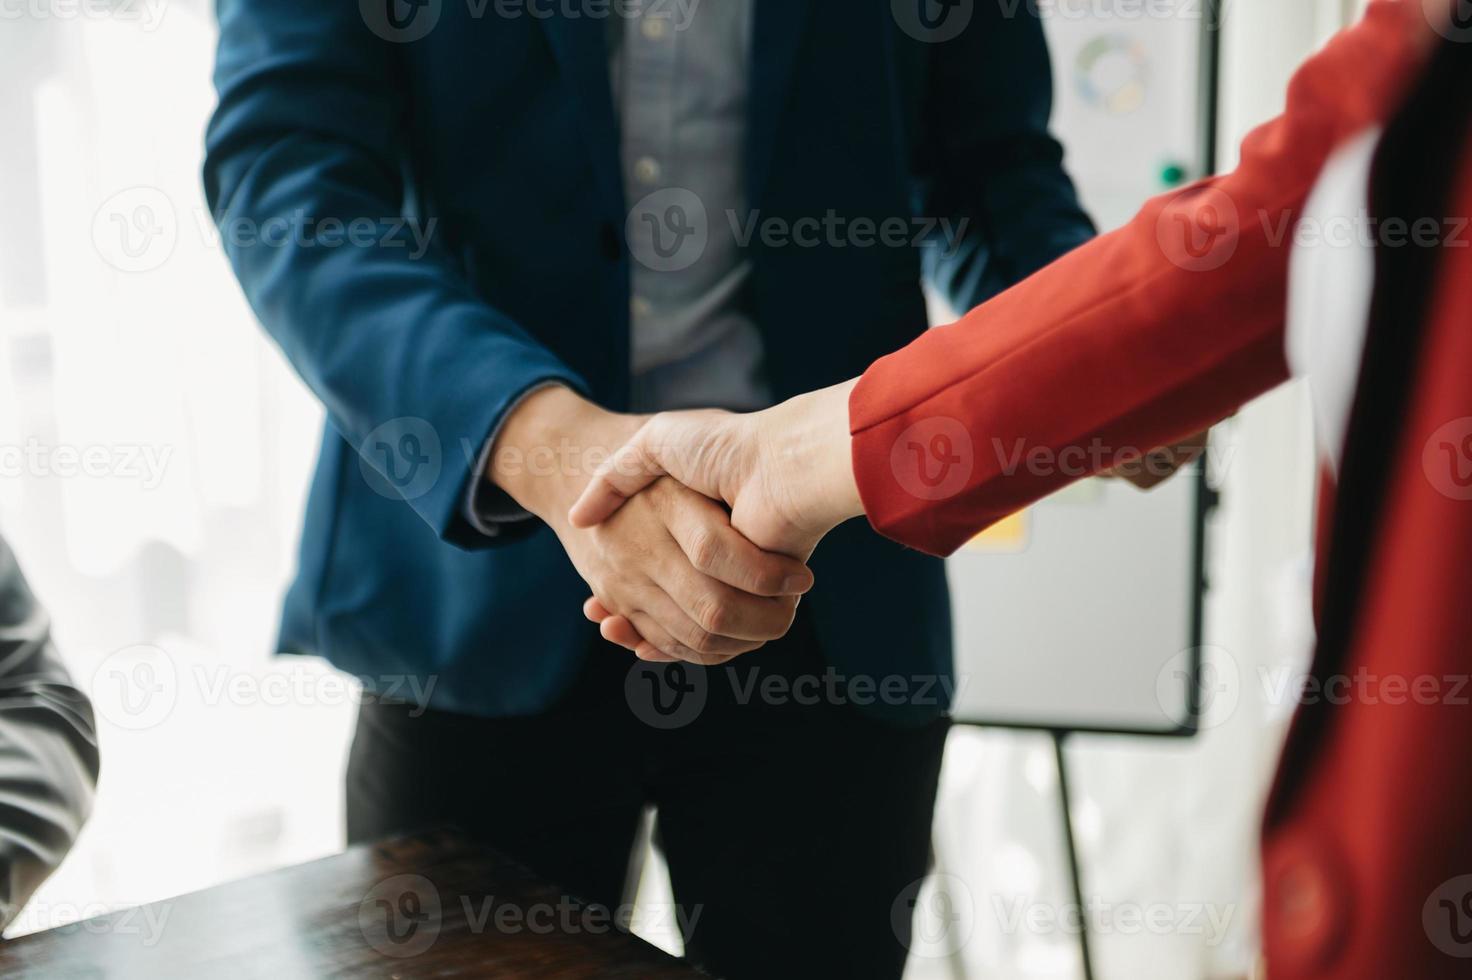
[613,0,772,413]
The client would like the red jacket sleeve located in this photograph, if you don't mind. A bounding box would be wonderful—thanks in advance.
[849,0,1432,556]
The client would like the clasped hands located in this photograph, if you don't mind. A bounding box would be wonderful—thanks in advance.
[490,384,860,665]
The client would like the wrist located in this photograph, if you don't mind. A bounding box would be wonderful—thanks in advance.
[489,386,639,525]
[768,380,863,536]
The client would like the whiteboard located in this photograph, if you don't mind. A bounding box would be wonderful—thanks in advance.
[944,1,1211,734]
[947,474,1206,733]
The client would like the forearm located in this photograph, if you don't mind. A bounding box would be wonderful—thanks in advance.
[766,382,864,537]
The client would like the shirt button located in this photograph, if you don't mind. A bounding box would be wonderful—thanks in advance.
[633,157,663,186]
[640,17,669,40]
[1265,833,1348,971]
[631,296,653,319]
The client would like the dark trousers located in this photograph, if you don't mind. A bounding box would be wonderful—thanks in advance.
[346,612,950,980]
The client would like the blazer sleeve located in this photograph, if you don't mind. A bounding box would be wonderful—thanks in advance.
[916,0,1096,311]
[203,0,587,548]
[849,0,1432,557]
[0,539,99,932]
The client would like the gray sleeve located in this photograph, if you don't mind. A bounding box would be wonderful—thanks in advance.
[0,537,100,933]
[461,380,569,538]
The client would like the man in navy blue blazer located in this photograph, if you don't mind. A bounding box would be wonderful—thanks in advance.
[205,1,1092,975]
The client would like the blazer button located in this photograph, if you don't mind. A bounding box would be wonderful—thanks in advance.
[1265,833,1348,971]
[599,222,622,262]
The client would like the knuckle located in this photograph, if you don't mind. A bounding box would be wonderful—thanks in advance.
[687,626,720,656]
[691,593,728,638]
[687,528,721,574]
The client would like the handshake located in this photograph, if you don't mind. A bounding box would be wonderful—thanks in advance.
[490,383,863,666]
[491,384,1206,666]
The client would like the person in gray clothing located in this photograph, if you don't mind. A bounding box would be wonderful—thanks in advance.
[0,535,99,932]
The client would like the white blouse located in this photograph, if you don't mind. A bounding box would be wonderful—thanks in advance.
[1285,127,1383,471]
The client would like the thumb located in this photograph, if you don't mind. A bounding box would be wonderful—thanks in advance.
[568,432,667,528]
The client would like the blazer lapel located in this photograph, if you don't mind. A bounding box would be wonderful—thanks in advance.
[538,12,624,217]
[748,0,817,207]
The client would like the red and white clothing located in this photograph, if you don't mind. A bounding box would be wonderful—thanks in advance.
[849,3,1472,976]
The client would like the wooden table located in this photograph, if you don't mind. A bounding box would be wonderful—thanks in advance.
[0,830,707,979]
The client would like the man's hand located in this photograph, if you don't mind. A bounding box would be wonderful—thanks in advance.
[566,382,866,657]
[1102,429,1211,490]
[490,387,813,664]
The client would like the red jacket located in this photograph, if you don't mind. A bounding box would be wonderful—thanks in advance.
[850,2,1472,976]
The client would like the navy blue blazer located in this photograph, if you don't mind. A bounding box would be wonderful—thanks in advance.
[204,0,1093,721]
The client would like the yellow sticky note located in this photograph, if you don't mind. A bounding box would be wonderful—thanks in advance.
[964,510,1029,553]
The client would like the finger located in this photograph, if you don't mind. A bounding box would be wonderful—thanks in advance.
[637,587,763,664]
[1122,439,1208,490]
[620,606,691,662]
[586,597,663,656]
[1119,468,1168,490]
[615,622,676,662]
[636,647,680,663]
[625,608,728,665]
[609,617,673,661]
[598,614,645,650]
[647,510,800,642]
[1174,441,1208,467]
[568,435,666,528]
[663,490,813,597]
[1105,429,1206,488]
[654,558,800,644]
